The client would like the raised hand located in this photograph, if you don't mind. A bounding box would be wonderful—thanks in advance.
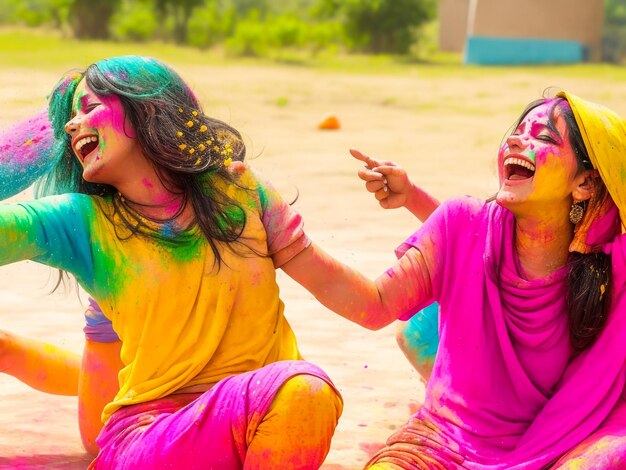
[349,148,440,221]
[349,148,412,210]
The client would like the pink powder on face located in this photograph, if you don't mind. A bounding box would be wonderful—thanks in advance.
[92,94,135,138]
[142,178,154,189]
[74,84,136,139]
[533,145,559,166]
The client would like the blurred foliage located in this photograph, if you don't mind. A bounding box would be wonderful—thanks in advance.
[70,0,121,39]
[225,11,344,60]
[604,0,626,63]
[9,27,626,81]
[0,0,437,58]
[186,2,235,48]
[313,0,436,54]
[110,0,158,42]
[1,0,623,63]
[155,0,203,43]
[0,0,71,27]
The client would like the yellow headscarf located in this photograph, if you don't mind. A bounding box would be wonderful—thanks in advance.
[557,91,626,252]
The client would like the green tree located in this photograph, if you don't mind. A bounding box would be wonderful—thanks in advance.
[0,0,72,27]
[69,0,122,39]
[606,0,626,22]
[110,0,158,42]
[155,0,203,43]
[314,0,436,54]
[186,0,236,48]
[228,0,269,16]
[604,0,626,62]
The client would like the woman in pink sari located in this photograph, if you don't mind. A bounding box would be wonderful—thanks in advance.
[283,91,626,468]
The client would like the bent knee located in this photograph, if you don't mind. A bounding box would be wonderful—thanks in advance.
[554,435,626,469]
[279,374,343,419]
[285,374,330,393]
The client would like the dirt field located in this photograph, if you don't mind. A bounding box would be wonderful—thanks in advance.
[1,59,626,469]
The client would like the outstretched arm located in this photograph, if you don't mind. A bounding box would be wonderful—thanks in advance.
[0,330,81,395]
[350,148,442,380]
[0,331,122,456]
[350,148,440,222]
[0,302,123,456]
[281,242,432,330]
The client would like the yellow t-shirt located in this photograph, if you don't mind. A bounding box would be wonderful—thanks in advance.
[0,167,308,422]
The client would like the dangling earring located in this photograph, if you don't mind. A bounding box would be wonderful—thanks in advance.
[569,201,585,224]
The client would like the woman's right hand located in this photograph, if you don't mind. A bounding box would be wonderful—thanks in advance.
[349,148,440,222]
[349,148,412,210]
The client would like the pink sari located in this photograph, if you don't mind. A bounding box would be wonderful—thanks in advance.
[89,360,341,469]
[369,197,626,469]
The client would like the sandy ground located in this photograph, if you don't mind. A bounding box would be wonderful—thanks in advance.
[1,59,626,469]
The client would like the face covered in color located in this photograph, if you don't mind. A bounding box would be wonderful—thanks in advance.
[64,79,141,186]
[496,102,581,215]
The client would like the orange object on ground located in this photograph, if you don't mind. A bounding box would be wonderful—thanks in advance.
[318,115,340,130]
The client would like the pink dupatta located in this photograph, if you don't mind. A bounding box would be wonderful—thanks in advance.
[397,196,626,468]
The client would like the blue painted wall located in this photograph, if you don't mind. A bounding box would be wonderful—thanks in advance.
[465,36,585,65]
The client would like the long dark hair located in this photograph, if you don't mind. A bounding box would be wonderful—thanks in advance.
[39,55,248,268]
[510,97,611,353]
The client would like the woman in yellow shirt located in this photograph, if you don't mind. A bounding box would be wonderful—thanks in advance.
[0,55,342,469]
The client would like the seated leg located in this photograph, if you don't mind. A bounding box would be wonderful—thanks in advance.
[365,415,464,469]
[91,360,341,469]
[396,302,439,384]
[246,373,343,469]
[551,397,626,469]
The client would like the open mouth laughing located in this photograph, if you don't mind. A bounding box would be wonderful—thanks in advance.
[503,157,535,181]
[74,135,99,161]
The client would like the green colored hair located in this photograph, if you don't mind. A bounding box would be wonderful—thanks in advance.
[39,55,250,267]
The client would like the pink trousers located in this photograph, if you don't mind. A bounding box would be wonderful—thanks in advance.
[90,360,342,469]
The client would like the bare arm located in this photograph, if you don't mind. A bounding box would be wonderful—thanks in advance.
[0,330,81,395]
[350,148,440,222]
[0,328,122,455]
[281,242,432,330]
